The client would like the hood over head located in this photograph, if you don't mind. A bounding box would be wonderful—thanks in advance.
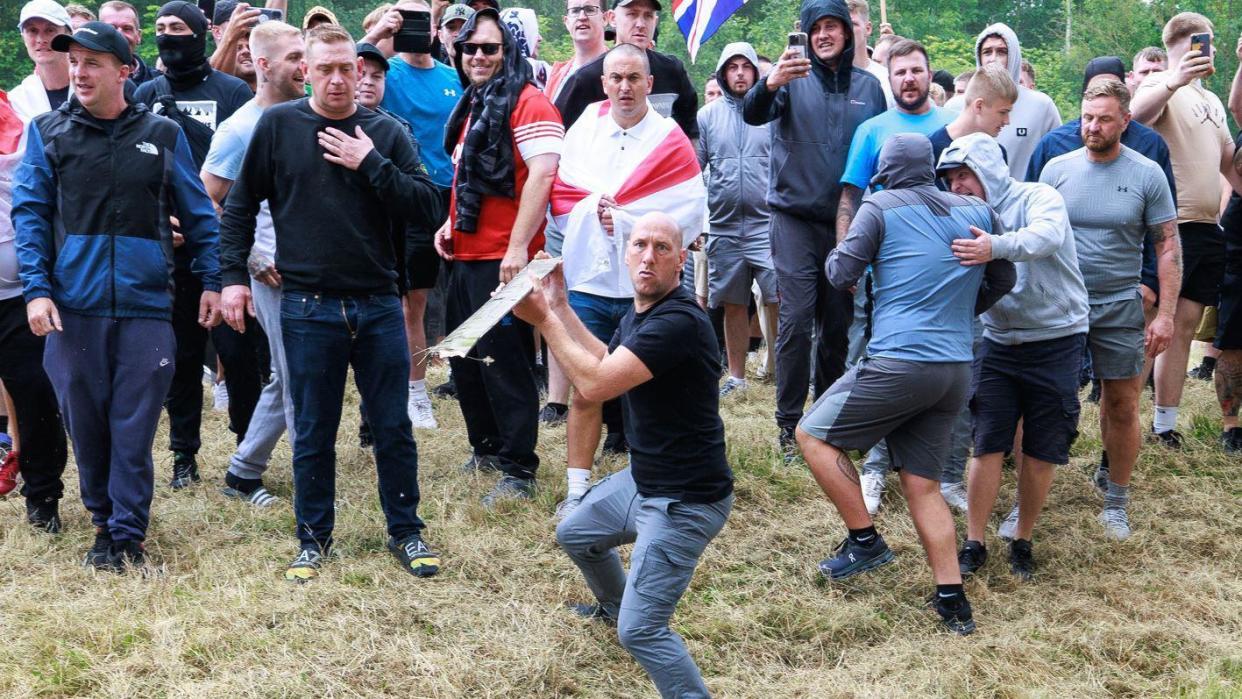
[936,132,1011,204]
[498,8,540,59]
[871,133,936,190]
[974,22,1021,84]
[452,7,532,89]
[800,0,856,80]
[714,41,759,100]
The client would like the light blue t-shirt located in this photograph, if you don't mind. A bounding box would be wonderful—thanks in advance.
[381,57,462,189]
[840,107,953,190]
[203,98,276,261]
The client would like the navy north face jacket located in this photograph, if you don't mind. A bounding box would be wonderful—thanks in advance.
[12,99,219,321]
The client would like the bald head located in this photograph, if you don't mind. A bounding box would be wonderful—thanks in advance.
[604,42,650,75]
[632,211,681,245]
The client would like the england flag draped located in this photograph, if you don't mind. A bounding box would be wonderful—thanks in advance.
[672,0,748,63]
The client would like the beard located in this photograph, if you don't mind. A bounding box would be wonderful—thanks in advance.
[1084,132,1120,152]
[894,84,930,112]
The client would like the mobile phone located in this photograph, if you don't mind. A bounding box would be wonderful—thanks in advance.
[1190,32,1212,58]
[256,7,283,23]
[788,32,808,60]
[197,0,216,22]
[394,9,432,54]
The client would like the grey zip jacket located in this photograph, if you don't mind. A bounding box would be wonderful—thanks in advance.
[696,42,771,239]
[742,0,885,223]
[937,133,1089,345]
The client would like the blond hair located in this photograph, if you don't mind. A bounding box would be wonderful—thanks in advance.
[250,20,302,60]
[65,4,96,21]
[362,4,393,32]
[845,0,869,21]
[965,64,1017,105]
[1082,77,1130,113]
[305,24,355,58]
[1133,46,1167,66]
[1162,12,1213,49]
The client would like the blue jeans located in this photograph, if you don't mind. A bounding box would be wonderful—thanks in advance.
[281,292,424,550]
[557,467,732,699]
[568,290,632,343]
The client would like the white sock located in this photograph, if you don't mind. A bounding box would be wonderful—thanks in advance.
[566,468,591,499]
[1153,405,1178,433]
[409,379,427,397]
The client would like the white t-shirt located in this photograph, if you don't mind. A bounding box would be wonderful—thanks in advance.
[202,99,276,263]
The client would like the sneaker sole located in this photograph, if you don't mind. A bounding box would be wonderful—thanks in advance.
[819,548,896,580]
[285,567,320,582]
[941,617,977,636]
[221,486,279,508]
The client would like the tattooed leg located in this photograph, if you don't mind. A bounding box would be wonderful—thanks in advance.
[1216,350,1242,430]
[795,427,871,528]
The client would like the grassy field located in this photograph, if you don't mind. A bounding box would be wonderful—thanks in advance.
[0,359,1239,698]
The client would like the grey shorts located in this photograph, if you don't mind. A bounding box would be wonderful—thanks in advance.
[544,214,564,257]
[1088,294,1145,380]
[706,234,778,307]
[799,356,971,481]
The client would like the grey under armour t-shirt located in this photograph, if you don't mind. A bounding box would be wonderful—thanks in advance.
[1040,145,1176,304]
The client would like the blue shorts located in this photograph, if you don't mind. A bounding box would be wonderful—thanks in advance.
[971,333,1085,465]
[568,291,631,344]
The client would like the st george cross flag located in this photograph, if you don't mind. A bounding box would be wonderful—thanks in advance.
[550,100,705,299]
[672,0,748,63]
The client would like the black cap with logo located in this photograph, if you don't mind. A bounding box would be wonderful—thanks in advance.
[52,21,134,67]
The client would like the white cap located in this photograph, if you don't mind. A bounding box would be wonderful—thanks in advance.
[19,0,72,30]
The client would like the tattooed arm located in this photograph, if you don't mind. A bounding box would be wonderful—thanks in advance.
[836,184,864,246]
[1146,219,1181,358]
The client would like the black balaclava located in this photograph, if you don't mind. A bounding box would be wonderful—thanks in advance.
[1081,56,1126,92]
[156,1,212,89]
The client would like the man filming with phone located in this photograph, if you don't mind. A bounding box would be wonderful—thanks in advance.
[742,0,885,462]
[207,0,287,91]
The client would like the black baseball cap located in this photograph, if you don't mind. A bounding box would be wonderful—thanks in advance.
[356,42,389,71]
[213,0,239,25]
[613,0,662,10]
[52,21,133,66]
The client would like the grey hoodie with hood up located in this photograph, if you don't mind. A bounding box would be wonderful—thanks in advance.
[937,133,1089,345]
[742,0,885,222]
[696,42,771,239]
[974,23,1061,180]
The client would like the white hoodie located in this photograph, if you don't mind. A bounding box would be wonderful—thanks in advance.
[9,73,52,123]
[974,23,1061,179]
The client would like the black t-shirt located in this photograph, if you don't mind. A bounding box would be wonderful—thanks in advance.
[554,48,699,139]
[608,286,732,503]
[45,86,69,111]
[132,69,252,132]
[929,125,1008,190]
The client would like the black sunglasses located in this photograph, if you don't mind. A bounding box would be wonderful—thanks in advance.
[461,42,502,56]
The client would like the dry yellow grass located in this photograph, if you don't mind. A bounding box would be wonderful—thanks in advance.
[0,360,1239,698]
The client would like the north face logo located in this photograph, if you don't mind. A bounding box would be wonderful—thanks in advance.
[136,142,158,156]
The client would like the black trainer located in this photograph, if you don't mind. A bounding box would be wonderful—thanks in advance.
[1086,379,1101,404]
[931,592,976,636]
[1188,360,1215,381]
[388,533,441,578]
[1221,427,1242,453]
[957,540,987,576]
[169,451,200,489]
[818,534,895,580]
[26,497,61,534]
[1009,539,1035,581]
[538,403,568,427]
[432,378,457,399]
[83,528,112,569]
[1151,428,1183,449]
[106,540,146,572]
[567,602,617,627]
[601,431,628,455]
[1092,453,1110,496]
[358,422,374,448]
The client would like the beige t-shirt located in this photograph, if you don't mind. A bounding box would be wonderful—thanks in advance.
[1138,73,1233,224]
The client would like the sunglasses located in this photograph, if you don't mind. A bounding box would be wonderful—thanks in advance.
[461,42,502,56]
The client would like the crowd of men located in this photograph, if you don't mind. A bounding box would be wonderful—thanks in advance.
[1,0,1240,694]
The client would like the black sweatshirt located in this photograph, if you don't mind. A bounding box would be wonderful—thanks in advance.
[219,98,441,296]
[554,48,699,138]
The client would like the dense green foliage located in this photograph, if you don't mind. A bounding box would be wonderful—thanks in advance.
[3,0,1242,123]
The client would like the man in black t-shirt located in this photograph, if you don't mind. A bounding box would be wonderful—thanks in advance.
[513,212,732,699]
[553,0,698,140]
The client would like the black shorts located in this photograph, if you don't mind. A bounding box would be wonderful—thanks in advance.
[971,333,1085,465]
[1216,271,1242,349]
[1179,222,1225,306]
[405,246,441,290]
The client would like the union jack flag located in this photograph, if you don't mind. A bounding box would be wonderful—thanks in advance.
[671,0,748,63]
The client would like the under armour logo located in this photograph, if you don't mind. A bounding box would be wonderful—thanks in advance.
[444,88,457,97]
[1118,185,1129,193]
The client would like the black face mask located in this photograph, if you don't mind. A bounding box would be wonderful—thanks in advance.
[156,32,210,87]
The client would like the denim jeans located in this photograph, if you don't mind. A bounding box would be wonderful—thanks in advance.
[281,291,424,550]
[557,467,732,699]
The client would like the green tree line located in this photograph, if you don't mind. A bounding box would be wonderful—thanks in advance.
[3,0,1241,125]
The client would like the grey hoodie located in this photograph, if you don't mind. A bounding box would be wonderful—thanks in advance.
[937,133,1089,345]
[974,23,1061,179]
[742,0,886,222]
[696,42,771,238]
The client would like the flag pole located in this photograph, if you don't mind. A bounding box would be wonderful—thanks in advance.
[880,0,887,26]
